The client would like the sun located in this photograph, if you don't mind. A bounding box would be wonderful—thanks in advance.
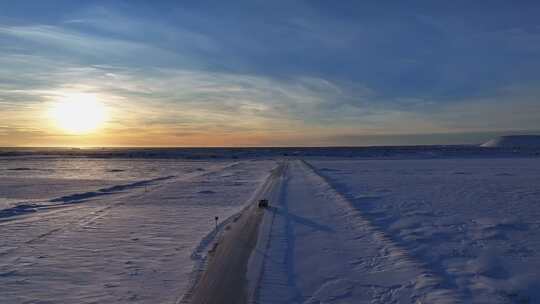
[49,93,108,134]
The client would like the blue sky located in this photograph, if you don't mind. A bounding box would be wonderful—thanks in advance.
[1,1,540,146]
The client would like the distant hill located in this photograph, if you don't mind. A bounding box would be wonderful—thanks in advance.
[481,135,540,148]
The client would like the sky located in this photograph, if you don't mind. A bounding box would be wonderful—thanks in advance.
[1,1,540,147]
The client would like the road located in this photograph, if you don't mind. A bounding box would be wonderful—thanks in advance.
[187,162,287,304]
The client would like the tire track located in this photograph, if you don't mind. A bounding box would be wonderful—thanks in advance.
[0,162,243,258]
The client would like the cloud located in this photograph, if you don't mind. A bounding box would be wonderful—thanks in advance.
[431,85,540,132]
[66,7,220,53]
[0,23,212,69]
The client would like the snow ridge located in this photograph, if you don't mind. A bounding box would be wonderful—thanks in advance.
[178,211,243,304]
[249,163,304,303]
[302,160,462,303]
[481,135,540,148]
[0,175,176,220]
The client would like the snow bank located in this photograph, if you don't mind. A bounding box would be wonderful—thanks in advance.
[481,135,540,148]
[253,161,460,303]
[311,158,540,303]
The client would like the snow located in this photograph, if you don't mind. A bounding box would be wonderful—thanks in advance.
[2,144,539,160]
[0,158,276,303]
[305,157,540,303]
[251,160,458,303]
[482,135,540,148]
[2,151,540,304]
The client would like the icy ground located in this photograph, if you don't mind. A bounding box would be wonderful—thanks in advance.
[0,158,276,303]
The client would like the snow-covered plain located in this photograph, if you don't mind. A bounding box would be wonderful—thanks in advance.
[303,158,540,303]
[0,157,276,303]
[1,151,539,304]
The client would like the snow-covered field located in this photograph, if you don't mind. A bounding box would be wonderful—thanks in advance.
[0,157,276,303]
[1,153,539,304]
[302,158,540,303]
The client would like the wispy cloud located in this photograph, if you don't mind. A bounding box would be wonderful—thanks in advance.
[0,22,213,70]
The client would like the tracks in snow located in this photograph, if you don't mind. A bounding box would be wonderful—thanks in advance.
[0,162,240,259]
[249,162,304,303]
[250,160,461,303]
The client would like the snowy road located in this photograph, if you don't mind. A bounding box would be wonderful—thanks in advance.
[189,162,287,304]
[252,160,460,303]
